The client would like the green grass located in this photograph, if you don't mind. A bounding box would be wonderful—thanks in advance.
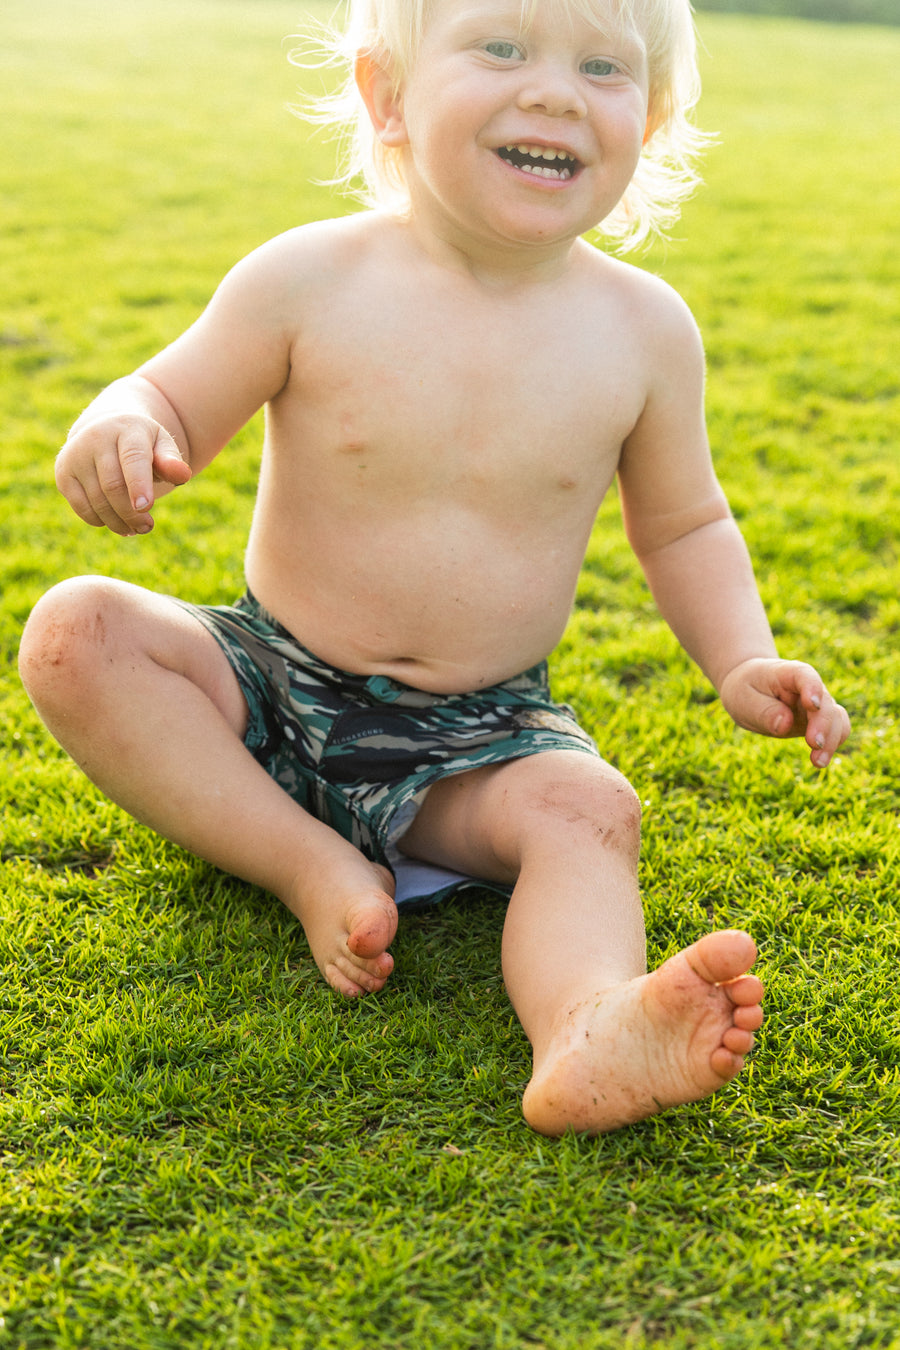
[2,2,900,1346]
[695,0,898,26]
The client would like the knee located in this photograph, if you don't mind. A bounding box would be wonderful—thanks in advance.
[18,576,119,704]
[516,756,642,862]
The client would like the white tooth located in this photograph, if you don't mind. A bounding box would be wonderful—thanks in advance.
[517,159,572,180]
[517,144,531,155]
[542,148,558,161]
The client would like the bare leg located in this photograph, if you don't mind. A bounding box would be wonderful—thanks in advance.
[400,751,764,1134]
[18,577,397,996]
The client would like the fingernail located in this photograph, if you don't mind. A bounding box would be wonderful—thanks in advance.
[811,695,821,709]
[134,496,150,511]
[815,734,825,749]
[135,522,152,535]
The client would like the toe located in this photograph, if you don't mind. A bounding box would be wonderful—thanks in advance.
[722,1025,755,1055]
[733,1001,764,1032]
[346,896,398,961]
[710,1046,745,1081]
[723,973,765,1006]
[687,929,758,986]
[336,949,393,992]
[326,952,393,997]
[325,963,367,998]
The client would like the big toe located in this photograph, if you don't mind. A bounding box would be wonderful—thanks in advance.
[685,929,758,986]
[346,894,398,961]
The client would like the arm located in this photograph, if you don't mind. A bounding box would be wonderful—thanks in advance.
[618,287,849,767]
[55,234,297,536]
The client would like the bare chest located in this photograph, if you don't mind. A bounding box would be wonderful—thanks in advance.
[277,299,643,513]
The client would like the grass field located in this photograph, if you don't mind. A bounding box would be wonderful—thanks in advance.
[2,2,899,1346]
[695,0,899,24]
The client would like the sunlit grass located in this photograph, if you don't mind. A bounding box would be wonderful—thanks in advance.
[2,3,899,1347]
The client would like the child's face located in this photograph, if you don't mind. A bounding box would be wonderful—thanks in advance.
[378,0,650,254]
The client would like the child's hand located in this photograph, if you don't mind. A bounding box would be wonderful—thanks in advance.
[719,658,850,769]
[55,415,192,537]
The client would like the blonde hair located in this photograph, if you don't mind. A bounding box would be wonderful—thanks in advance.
[291,0,710,251]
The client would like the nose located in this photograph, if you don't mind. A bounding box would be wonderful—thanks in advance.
[516,60,588,120]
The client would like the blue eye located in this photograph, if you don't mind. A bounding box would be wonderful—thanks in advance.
[582,58,618,77]
[484,40,523,60]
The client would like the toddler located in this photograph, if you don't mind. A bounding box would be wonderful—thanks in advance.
[19,0,850,1133]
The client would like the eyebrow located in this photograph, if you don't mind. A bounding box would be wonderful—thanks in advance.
[440,5,523,36]
[444,2,646,55]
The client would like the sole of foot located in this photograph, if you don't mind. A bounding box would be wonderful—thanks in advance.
[522,929,764,1135]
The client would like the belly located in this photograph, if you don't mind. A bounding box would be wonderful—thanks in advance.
[244,510,587,693]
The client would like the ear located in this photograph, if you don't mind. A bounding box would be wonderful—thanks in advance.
[355,52,408,146]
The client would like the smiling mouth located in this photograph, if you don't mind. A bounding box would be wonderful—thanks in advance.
[497,144,580,181]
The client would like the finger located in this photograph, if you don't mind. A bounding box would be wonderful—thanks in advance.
[57,471,107,529]
[116,425,160,517]
[756,684,805,739]
[150,427,192,490]
[771,660,822,711]
[765,699,798,739]
[55,452,107,529]
[795,667,829,719]
[89,483,150,536]
[58,460,141,536]
[94,446,154,535]
[807,699,851,769]
[766,662,827,739]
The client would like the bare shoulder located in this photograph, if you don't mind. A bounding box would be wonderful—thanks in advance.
[212,212,385,316]
[239,212,386,273]
[132,214,397,464]
[578,245,702,352]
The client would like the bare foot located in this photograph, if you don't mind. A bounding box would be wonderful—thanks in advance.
[522,930,764,1135]
[288,860,399,998]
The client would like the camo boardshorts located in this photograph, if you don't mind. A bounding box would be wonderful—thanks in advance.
[174,590,601,906]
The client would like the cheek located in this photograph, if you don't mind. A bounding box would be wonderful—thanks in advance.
[409,117,481,195]
[600,86,650,140]
[606,106,649,179]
